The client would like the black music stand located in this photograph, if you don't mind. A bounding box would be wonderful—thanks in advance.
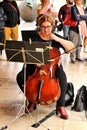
[5,40,50,64]
[21,30,36,41]
[1,40,50,130]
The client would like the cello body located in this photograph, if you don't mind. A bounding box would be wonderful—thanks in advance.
[26,47,61,105]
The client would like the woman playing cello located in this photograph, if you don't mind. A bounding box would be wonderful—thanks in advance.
[16,14,74,119]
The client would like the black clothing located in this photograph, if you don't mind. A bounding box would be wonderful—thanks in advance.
[0,0,20,27]
[0,29,4,53]
[0,7,7,29]
[85,7,87,25]
[0,7,7,53]
[55,66,67,106]
[16,32,67,106]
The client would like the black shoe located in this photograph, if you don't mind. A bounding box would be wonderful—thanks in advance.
[76,58,84,62]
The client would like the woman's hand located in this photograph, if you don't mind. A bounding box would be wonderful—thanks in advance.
[57,56,62,67]
[36,64,42,67]
[40,70,47,76]
[36,64,47,75]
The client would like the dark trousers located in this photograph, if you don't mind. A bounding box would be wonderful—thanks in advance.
[16,64,67,107]
[55,66,67,106]
[0,29,4,54]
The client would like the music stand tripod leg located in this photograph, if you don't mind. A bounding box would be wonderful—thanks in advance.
[31,80,44,128]
[14,49,32,116]
[0,49,33,130]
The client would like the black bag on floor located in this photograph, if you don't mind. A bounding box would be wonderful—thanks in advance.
[65,82,74,106]
[71,85,87,112]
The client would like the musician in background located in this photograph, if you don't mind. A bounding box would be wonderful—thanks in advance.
[16,14,74,119]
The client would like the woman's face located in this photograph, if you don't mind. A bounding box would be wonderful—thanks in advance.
[40,21,53,35]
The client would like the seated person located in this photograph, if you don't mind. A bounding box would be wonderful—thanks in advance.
[16,14,74,119]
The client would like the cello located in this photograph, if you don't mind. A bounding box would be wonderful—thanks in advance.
[26,47,61,105]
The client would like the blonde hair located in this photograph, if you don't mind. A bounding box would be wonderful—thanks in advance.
[36,14,56,27]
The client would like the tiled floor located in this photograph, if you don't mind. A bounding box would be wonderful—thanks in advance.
[0,20,87,130]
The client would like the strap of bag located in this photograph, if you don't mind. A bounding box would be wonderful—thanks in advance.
[8,2,17,12]
[84,88,87,118]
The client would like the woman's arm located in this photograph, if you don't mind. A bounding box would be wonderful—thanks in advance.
[72,5,87,22]
[50,33,74,52]
[58,7,64,23]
